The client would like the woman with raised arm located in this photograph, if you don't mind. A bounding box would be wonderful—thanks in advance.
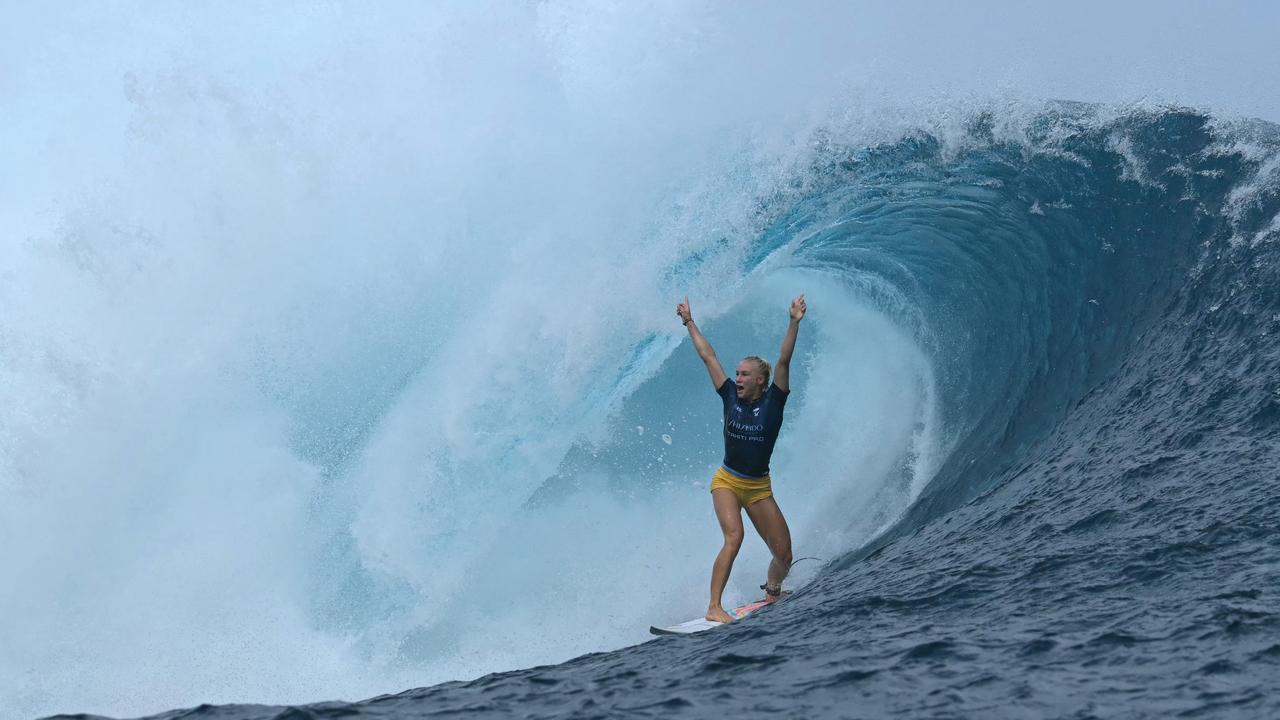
[675,294,806,624]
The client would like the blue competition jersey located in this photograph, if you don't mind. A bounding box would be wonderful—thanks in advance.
[717,378,789,478]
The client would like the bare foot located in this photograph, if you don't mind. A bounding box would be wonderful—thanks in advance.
[705,606,734,623]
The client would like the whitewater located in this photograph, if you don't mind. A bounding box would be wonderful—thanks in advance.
[3,3,1279,719]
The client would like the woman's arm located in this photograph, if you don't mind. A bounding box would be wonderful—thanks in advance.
[676,296,728,389]
[774,294,806,392]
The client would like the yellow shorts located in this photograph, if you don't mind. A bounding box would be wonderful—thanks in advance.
[710,466,773,506]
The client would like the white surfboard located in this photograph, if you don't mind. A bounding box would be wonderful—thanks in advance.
[649,595,787,635]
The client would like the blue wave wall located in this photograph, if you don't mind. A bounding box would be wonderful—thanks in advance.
[774,107,1280,559]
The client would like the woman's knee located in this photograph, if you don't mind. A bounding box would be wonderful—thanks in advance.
[724,528,745,551]
[772,539,792,566]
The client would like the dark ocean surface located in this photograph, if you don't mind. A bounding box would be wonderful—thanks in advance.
[45,107,1280,719]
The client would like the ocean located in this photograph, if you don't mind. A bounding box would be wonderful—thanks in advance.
[4,4,1279,719]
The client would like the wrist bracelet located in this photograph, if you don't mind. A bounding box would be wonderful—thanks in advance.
[682,318,693,326]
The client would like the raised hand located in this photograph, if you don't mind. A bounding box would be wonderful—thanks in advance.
[677,296,693,324]
[789,294,806,321]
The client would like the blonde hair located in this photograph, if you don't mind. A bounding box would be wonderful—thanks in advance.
[743,355,771,386]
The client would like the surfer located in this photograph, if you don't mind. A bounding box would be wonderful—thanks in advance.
[676,294,806,624]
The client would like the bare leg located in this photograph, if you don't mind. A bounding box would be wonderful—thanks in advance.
[744,496,793,600]
[707,488,744,623]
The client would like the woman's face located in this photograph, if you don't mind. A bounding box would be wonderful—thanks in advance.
[735,359,766,400]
